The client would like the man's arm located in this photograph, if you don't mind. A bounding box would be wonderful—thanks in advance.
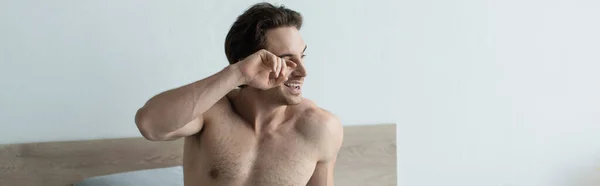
[134,49,293,141]
[306,114,344,186]
[134,65,245,141]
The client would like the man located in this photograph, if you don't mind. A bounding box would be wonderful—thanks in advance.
[134,2,344,186]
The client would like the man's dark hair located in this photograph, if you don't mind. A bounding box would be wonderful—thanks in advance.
[224,2,303,65]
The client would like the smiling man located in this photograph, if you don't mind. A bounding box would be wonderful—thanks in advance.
[134,2,344,186]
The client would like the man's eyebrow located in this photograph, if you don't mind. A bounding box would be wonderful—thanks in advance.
[278,45,307,58]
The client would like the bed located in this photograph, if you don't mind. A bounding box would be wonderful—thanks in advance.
[0,124,396,186]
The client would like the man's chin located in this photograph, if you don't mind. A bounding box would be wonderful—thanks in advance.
[284,96,302,105]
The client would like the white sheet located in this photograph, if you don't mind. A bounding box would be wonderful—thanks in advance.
[73,166,183,186]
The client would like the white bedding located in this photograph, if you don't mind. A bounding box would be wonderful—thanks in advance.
[73,166,183,186]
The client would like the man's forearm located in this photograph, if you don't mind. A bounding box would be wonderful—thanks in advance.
[135,65,244,135]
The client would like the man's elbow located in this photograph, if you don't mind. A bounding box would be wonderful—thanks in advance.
[135,107,166,141]
[137,127,166,141]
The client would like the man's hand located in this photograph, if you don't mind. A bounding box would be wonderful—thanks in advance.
[233,49,297,89]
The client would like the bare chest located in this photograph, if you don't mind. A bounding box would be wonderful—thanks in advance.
[184,119,319,186]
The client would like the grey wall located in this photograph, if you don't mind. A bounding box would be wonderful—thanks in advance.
[395,0,600,186]
[0,0,398,144]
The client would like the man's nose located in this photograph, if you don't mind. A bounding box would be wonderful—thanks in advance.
[291,62,307,77]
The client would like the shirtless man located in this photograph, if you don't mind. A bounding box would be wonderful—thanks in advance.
[134,3,344,186]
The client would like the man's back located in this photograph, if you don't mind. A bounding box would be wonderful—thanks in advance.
[182,92,335,186]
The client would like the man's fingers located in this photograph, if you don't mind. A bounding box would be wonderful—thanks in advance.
[276,73,287,84]
[275,57,282,78]
[277,58,283,76]
[268,73,286,87]
[274,58,278,78]
[280,58,287,78]
[286,60,297,68]
[284,60,296,77]
[269,53,276,72]
[271,57,277,73]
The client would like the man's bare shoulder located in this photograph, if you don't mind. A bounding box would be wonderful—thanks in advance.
[299,100,337,124]
[294,99,344,162]
[294,99,343,141]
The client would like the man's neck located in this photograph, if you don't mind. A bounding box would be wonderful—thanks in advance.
[230,88,288,132]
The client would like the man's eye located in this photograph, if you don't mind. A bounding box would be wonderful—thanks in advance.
[301,54,307,58]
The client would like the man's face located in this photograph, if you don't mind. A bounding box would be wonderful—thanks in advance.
[263,26,307,105]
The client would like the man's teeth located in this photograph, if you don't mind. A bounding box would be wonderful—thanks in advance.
[285,83,300,87]
[284,83,301,89]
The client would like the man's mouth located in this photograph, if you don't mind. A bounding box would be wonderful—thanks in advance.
[284,82,301,90]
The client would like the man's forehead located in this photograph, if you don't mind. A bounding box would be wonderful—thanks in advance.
[264,27,305,54]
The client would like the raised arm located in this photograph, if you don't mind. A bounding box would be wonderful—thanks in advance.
[134,49,296,141]
[134,64,245,141]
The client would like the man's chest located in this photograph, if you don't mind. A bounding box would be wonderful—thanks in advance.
[191,121,319,185]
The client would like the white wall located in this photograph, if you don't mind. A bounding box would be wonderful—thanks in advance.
[0,0,397,144]
[395,0,600,186]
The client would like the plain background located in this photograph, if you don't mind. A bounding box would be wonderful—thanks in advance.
[0,0,398,144]
[395,0,600,186]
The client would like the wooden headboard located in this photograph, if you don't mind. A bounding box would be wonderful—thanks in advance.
[0,124,396,186]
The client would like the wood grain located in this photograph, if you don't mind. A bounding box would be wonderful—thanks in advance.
[0,124,396,186]
[336,124,397,186]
